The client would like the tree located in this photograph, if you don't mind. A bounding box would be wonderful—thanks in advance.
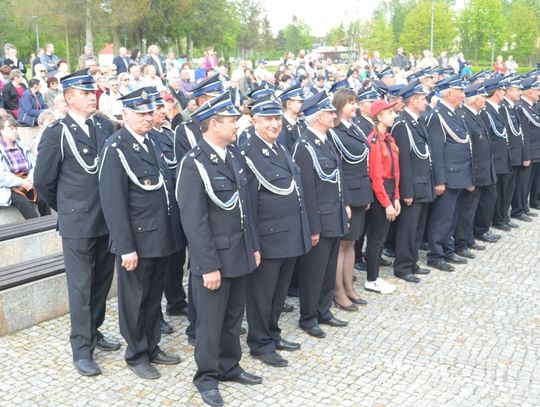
[361,15,395,58]
[399,0,457,55]
[276,16,313,55]
[326,23,346,47]
[459,0,507,61]
[506,2,539,64]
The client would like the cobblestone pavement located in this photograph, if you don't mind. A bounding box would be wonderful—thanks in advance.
[1,218,540,407]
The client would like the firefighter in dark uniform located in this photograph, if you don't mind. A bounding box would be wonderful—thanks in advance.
[454,83,498,259]
[34,69,120,377]
[481,77,516,231]
[241,95,311,368]
[391,81,435,283]
[516,77,540,212]
[277,83,307,152]
[425,75,474,272]
[237,82,276,148]
[147,87,187,334]
[176,92,262,407]
[292,91,351,338]
[99,88,182,380]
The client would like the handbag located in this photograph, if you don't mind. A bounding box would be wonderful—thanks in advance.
[11,172,38,203]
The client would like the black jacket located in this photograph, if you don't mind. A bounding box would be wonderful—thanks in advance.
[277,116,305,153]
[480,101,511,175]
[174,119,202,162]
[516,98,540,163]
[2,81,26,112]
[34,114,113,238]
[500,99,527,166]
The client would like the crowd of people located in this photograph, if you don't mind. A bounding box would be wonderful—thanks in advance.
[0,41,539,407]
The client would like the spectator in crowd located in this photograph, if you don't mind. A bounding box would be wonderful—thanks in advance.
[117,72,131,96]
[309,73,326,94]
[371,51,384,71]
[231,59,247,82]
[167,74,187,113]
[128,64,143,90]
[419,50,438,69]
[347,69,361,91]
[98,77,123,128]
[2,69,26,119]
[85,58,97,71]
[437,51,449,68]
[30,110,56,158]
[163,93,180,126]
[78,44,95,69]
[51,93,67,119]
[408,52,416,70]
[18,79,47,127]
[31,48,44,76]
[0,65,11,93]
[105,64,118,78]
[33,63,49,90]
[392,47,410,71]
[505,55,518,75]
[493,55,507,75]
[460,62,473,80]
[165,50,181,78]
[239,68,257,99]
[3,44,26,75]
[113,47,130,74]
[95,76,108,109]
[55,60,70,82]
[130,48,141,65]
[203,46,218,70]
[194,58,207,83]
[43,77,61,108]
[218,66,230,87]
[254,60,269,84]
[40,43,60,76]
[141,64,163,88]
[145,44,166,80]
[0,117,50,219]
[178,68,195,99]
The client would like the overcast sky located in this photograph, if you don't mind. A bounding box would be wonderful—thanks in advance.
[261,0,466,37]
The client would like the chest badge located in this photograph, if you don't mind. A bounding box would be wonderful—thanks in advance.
[210,153,218,164]
[262,148,270,157]
[132,143,140,152]
[314,139,321,146]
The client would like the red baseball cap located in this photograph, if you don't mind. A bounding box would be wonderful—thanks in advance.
[370,99,397,118]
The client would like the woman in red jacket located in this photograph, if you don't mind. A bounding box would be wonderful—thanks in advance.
[365,100,401,294]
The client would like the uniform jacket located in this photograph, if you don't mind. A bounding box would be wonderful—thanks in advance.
[98,126,180,258]
[460,106,497,187]
[177,140,258,278]
[391,110,435,203]
[352,113,374,138]
[242,134,311,259]
[500,99,527,166]
[277,116,306,153]
[174,118,202,162]
[480,101,511,175]
[237,125,256,149]
[149,126,177,180]
[34,114,113,238]
[516,98,540,163]
[426,101,473,189]
[292,128,349,239]
[328,121,373,207]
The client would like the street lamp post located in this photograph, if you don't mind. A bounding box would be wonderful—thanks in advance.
[430,0,434,53]
[31,16,40,50]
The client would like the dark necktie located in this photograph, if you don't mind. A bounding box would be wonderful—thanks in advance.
[143,137,157,164]
[85,118,97,145]
[384,137,395,180]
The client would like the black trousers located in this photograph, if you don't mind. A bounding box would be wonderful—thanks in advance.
[393,202,429,276]
[474,184,497,236]
[297,237,339,329]
[246,257,296,356]
[10,191,50,219]
[528,162,540,209]
[117,256,168,365]
[511,165,532,217]
[454,188,481,251]
[186,271,196,338]
[493,170,516,225]
[62,235,114,360]
[193,274,246,392]
[163,248,187,313]
[354,215,370,261]
[427,188,462,262]
[366,200,391,281]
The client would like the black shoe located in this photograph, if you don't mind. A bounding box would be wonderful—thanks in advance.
[383,248,395,258]
[445,253,467,264]
[380,257,393,267]
[474,232,499,243]
[468,242,486,251]
[187,336,195,346]
[507,222,519,228]
[73,359,101,376]
[252,351,288,367]
[96,332,121,352]
[240,325,247,335]
[525,211,538,217]
[512,213,533,222]
[150,349,181,365]
[492,223,511,232]
[420,241,429,251]
[276,338,301,351]
[354,261,367,271]
[226,371,263,385]
[455,248,476,259]
[348,295,368,305]
[282,302,294,313]
[287,287,300,297]
[333,300,358,312]
[300,324,326,338]
[485,231,501,240]
[127,363,160,380]
[427,260,455,272]
[394,273,420,283]
[166,307,188,316]
[318,316,348,327]
[412,267,431,275]
[200,389,224,407]
[160,319,173,334]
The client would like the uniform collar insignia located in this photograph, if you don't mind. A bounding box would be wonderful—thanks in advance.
[70,123,77,128]
[210,153,218,163]
[262,148,270,157]
[132,143,140,152]
[314,138,321,146]
[96,122,101,128]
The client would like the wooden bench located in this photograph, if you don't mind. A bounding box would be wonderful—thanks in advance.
[0,215,57,242]
[0,253,65,291]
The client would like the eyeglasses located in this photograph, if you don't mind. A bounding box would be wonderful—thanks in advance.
[122,79,130,82]
[39,70,47,73]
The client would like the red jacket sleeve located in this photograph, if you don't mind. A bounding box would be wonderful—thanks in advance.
[368,133,393,208]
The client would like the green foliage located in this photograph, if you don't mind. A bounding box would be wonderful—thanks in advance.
[361,15,395,56]
[506,2,539,64]
[275,16,313,54]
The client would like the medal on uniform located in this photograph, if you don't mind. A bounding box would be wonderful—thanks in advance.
[133,143,140,152]
[262,148,270,157]
[210,153,218,163]
[144,178,152,186]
